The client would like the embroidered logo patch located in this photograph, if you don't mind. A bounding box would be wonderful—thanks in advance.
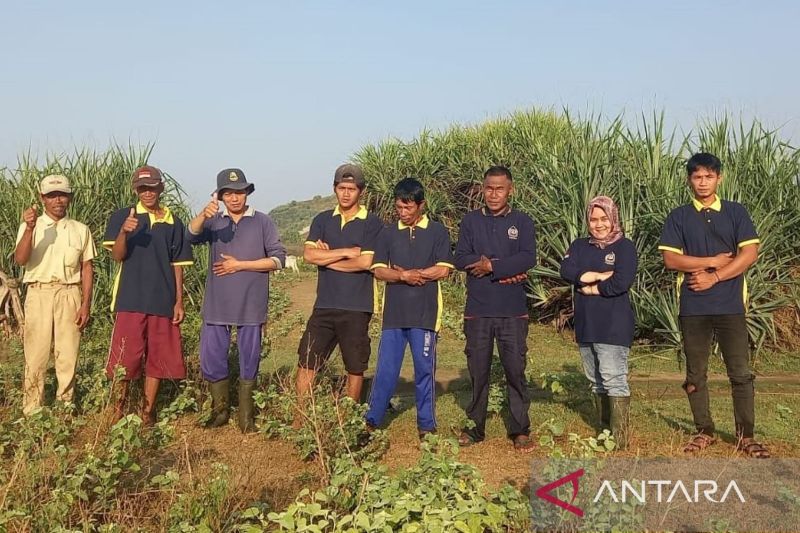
[508,225,519,240]
[229,171,239,181]
[604,252,616,265]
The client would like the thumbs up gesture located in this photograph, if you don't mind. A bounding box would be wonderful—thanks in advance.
[202,192,220,219]
[23,205,38,229]
[121,207,139,234]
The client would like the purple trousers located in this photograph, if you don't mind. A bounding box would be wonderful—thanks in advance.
[200,323,262,382]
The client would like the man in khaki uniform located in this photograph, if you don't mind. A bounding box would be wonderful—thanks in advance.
[14,174,96,415]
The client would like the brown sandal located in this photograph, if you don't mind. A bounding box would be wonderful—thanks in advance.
[513,434,536,453]
[737,438,770,458]
[683,433,716,453]
[457,431,476,447]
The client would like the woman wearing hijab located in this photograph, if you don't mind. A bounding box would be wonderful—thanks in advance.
[560,196,638,449]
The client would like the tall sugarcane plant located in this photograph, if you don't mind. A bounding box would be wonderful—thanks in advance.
[0,145,208,328]
[356,109,800,354]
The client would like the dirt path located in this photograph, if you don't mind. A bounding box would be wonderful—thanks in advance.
[284,275,317,316]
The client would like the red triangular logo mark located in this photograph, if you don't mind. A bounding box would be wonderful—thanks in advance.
[535,468,584,517]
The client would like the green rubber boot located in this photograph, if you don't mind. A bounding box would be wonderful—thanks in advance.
[594,393,611,431]
[205,379,230,428]
[237,379,257,433]
[609,396,631,450]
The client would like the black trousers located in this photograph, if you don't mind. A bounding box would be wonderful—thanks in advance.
[680,314,755,438]
[463,317,530,441]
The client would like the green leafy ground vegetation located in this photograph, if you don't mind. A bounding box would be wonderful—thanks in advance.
[0,110,799,530]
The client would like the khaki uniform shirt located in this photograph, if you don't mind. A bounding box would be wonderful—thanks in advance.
[15,213,97,284]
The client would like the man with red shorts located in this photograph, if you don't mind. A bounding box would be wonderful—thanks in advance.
[104,165,193,424]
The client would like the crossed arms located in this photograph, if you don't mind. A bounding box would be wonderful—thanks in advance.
[661,244,758,292]
[304,240,373,273]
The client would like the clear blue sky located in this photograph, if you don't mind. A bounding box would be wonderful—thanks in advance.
[2,1,798,212]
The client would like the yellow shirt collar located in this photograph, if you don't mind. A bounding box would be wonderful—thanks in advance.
[136,201,174,225]
[398,214,429,230]
[333,205,368,228]
[692,195,722,212]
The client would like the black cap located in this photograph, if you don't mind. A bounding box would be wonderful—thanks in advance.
[215,168,254,195]
[333,163,365,188]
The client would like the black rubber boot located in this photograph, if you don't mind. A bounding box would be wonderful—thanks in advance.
[594,393,611,431]
[237,379,256,433]
[609,396,631,450]
[205,379,230,428]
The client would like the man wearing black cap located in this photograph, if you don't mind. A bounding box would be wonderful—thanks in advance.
[294,163,384,419]
[187,168,286,432]
[104,165,193,425]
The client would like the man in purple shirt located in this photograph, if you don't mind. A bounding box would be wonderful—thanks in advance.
[188,168,286,432]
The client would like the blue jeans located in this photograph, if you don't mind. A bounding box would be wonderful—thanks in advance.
[366,328,437,431]
[578,343,630,397]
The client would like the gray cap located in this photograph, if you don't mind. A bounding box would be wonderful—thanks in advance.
[216,168,254,195]
[333,163,365,188]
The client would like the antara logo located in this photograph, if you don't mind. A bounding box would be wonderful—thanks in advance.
[535,468,584,517]
[535,468,746,517]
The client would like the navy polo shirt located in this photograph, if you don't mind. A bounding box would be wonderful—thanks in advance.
[305,205,384,313]
[103,203,193,317]
[658,196,759,316]
[371,215,454,331]
[560,237,638,346]
[454,207,537,317]
[188,207,287,326]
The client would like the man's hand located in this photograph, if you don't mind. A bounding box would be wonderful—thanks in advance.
[465,255,493,278]
[396,266,425,286]
[579,271,613,284]
[578,285,599,295]
[202,193,220,219]
[120,208,138,234]
[213,253,241,276]
[499,273,528,285]
[75,304,91,331]
[709,252,734,270]
[23,205,38,229]
[688,270,717,292]
[172,301,185,325]
[315,239,330,250]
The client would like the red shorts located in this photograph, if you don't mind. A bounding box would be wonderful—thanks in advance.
[106,311,186,380]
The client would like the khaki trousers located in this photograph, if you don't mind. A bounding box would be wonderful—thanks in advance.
[23,283,82,415]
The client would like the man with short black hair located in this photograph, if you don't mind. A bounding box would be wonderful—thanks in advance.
[188,168,286,432]
[295,163,384,416]
[104,165,193,425]
[14,174,96,415]
[659,152,768,458]
[454,165,538,452]
[365,177,453,439]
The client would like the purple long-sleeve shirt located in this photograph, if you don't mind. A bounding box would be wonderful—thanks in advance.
[188,208,286,326]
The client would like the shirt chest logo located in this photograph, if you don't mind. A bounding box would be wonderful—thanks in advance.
[604,252,616,266]
[507,225,519,240]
